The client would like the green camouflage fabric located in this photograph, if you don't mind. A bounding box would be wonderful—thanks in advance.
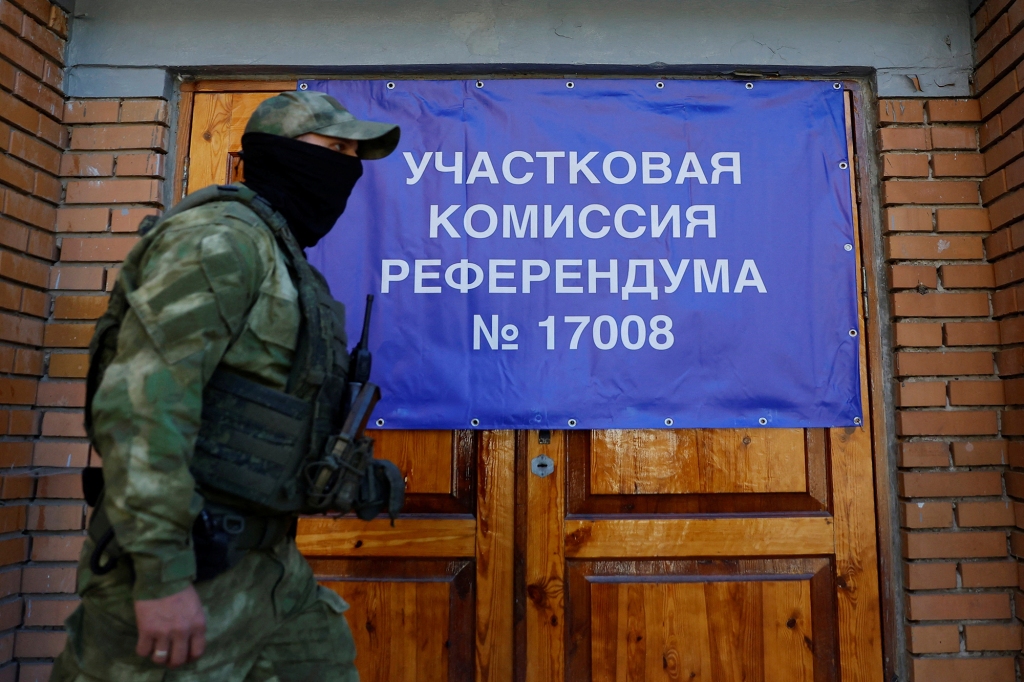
[50,194,358,680]
[246,90,400,160]
[51,536,357,681]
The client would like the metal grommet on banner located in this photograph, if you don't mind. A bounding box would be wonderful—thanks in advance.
[849,329,858,337]
[471,418,480,427]
[844,243,854,251]
[745,82,754,90]
[386,82,395,90]
[476,80,484,89]
[656,82,665,89]
[833,82,842,90]
[839,161,849,170]
[567,418,577,427]
[566,81,575,89]
[664,418,674,426]
[375,418,385,427]
[758,417,768,425]
[299,83,308,91]
[854,417,863,425]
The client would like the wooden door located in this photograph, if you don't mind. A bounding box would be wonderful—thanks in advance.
[182,82,882,682]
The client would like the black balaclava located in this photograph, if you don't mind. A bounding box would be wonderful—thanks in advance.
[241,132,364,248]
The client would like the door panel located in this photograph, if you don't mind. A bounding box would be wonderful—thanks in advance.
[591,428,807,494]
[185,84,882,682]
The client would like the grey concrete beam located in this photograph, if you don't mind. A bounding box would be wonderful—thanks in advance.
[66,0,975,98]
[66,66,171,99]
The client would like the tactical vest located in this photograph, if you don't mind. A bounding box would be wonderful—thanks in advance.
[85,184,350,515]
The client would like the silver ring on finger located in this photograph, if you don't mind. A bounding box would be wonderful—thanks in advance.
[154,650,168,659]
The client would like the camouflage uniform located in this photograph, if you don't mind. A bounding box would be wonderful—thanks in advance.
[52,92,400,682]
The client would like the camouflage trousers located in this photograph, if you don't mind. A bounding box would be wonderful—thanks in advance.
[51,537,358,682]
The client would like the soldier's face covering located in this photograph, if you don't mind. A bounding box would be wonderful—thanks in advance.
[241,132,364,248]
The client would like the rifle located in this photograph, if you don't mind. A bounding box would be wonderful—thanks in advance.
[305,296,404,522]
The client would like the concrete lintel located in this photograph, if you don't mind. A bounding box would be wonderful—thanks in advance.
[876,67,972,98]
[66,66,172,100]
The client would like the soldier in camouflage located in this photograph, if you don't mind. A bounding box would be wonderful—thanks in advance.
[51,91,401,681]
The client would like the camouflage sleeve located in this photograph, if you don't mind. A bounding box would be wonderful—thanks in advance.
[90,214,266,601]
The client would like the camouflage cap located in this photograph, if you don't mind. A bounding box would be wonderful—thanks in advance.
[245,90,400,160]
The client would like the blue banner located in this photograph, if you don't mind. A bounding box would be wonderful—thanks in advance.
[304,78,861,430]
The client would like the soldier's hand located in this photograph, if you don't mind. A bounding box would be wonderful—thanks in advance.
[134,585,207,668]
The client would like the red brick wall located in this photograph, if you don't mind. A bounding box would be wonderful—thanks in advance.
[0,0,67,680]
[881,93,1020,680]
[22,98,168,680]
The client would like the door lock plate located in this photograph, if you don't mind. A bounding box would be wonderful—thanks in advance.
[531,454,554,478]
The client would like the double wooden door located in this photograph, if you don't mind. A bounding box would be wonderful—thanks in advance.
[182,81,883,682]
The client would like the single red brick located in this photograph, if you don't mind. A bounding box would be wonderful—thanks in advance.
[958,501,1015,527]
[911,656,1015,682]
[47,353,87,378]
[884,153,930,177]
[890,265,938,289]
[896,351,994,376]
[110,207,158,233]
[906,624,960,654]
[1000,409,1024,435]
[941,264,995,288]
[982,171,1007,203]
[879,127,930,151]
[1006,471,1024,498]
[29,534,84,562]
[31,441,88,468]
[946,321,1000,346]
[0,507,25,535]
[899,441,950,467]
[22,597,78,627]
[5,190,57,230]
[998,346,1024,375]
[879,100,926,124]
[68,124,167,152]
[20,13,65,64]
[952,441,1007,465]
[0,27,43,80]
[0,444,32,469]
[0,377,37,405]
[43,323,95,348]
[982,71,1021,119]
[21,566,76,594]
[48,266,104,291]
[114,152,163,177]
[7,409,39,435]
[59,152,114,178]
[892,292,991,318]
[63,100,119,124]
[930,127,980,150]
[960,560,1018,587]
[59,237,139,263]
[928,99,982,122]
[27,503,84,531]
[120,100,168,123]
[52,295,109,320]
[900,471,1003,497]
[55,207,108,233]
[949,380,1005,406]
[886,235,985,260]
[907,591,1012,619]
[903,501,954,528]
[64,178,161,204]
[965,624,1022,651]
[12,348,41,376]
[899,381,947,407]
[34,381,85,408]
[884,207,933,232]
[13,630,66,658]
[34,473,82,500]
[896,323,943,347]
[883,180,979,205]
[0,538,28,568]
[40,411,85,438]
[903,561,957,589]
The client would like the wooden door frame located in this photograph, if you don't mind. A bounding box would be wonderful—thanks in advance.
[171,74,899,681]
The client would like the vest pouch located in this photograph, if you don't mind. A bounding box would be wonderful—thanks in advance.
[192,369,313,513]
